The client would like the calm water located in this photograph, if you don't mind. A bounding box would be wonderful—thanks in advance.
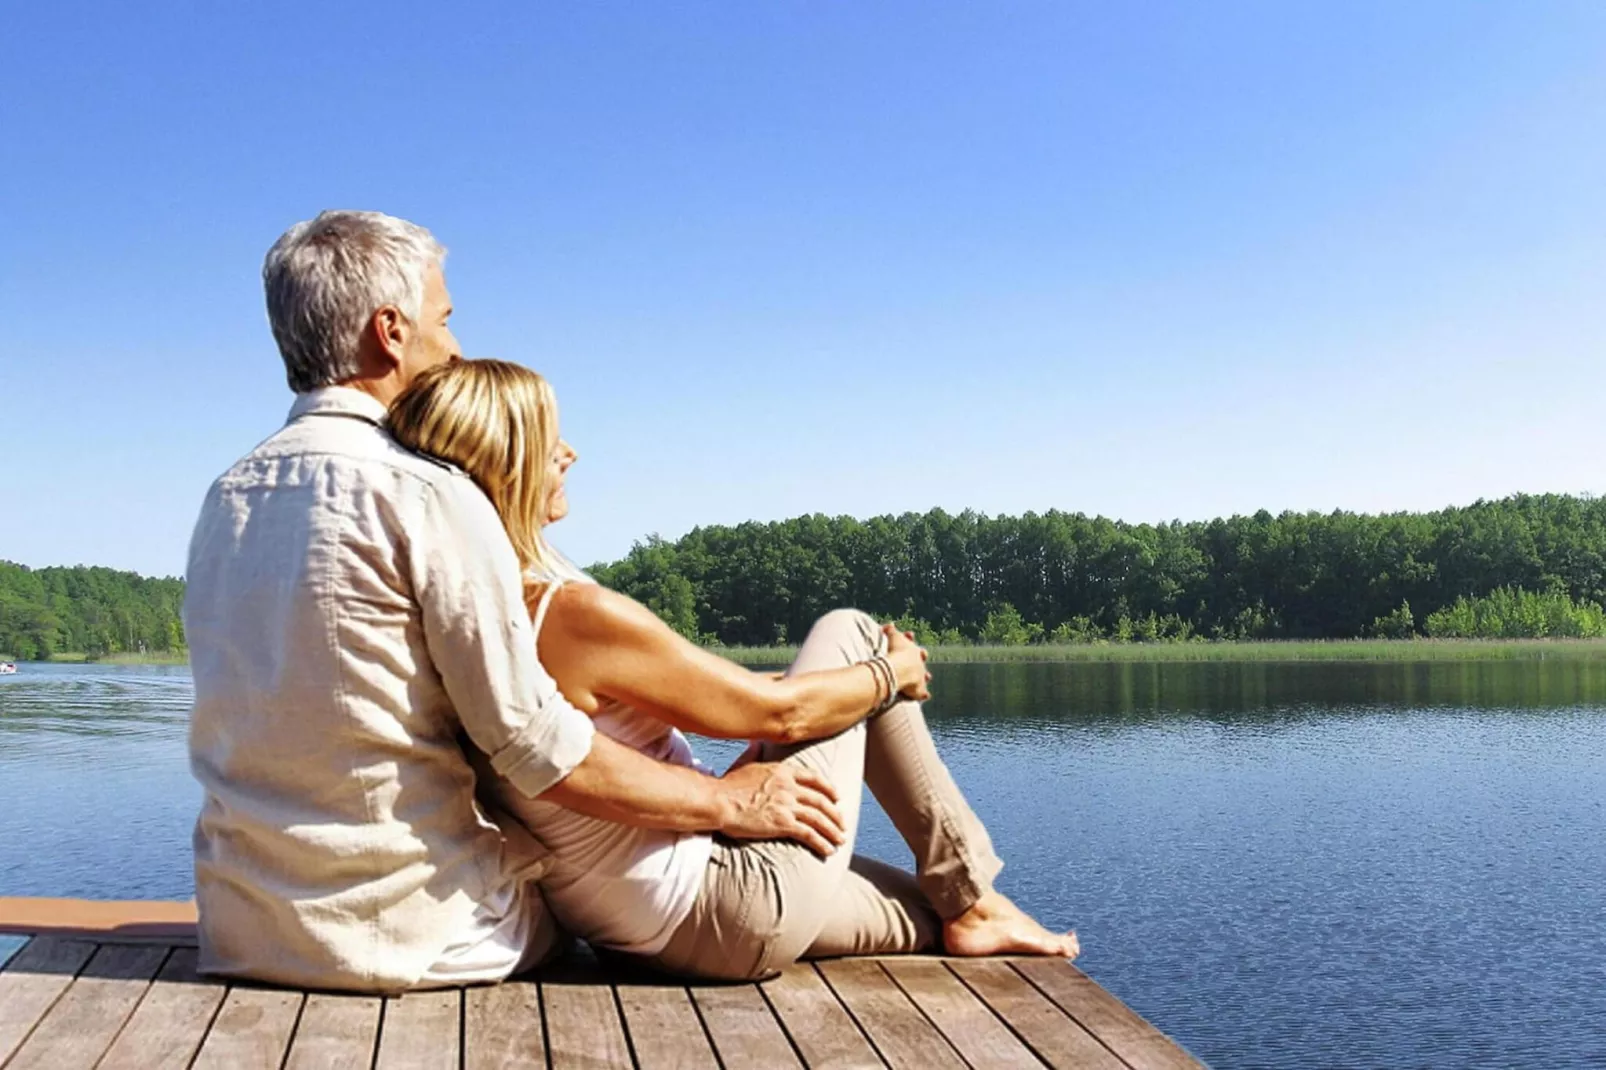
[3,660,1605,1068]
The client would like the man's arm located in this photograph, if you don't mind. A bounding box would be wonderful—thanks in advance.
[413,476,595,798]
[545,734,846,857]
[411,475,843,852]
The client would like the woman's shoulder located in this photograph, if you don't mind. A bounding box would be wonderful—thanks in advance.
[540,580,649,639]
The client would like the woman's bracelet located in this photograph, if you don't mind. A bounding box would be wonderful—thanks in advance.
[864,657,889,711]
[866,654,900,714]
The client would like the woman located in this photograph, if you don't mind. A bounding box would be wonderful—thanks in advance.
[389,359,1078,980]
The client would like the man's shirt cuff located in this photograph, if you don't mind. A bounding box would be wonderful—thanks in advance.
[488,702,596,799]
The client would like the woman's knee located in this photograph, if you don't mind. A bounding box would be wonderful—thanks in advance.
[802,608,881,659]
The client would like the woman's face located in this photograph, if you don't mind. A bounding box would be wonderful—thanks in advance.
[542,435,578,526]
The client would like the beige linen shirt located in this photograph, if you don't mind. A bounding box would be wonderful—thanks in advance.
[185,386,595,992]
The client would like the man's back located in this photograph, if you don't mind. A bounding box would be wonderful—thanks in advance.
[186,386,576,991]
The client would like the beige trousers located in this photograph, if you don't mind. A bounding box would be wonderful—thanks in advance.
[650,609,1003,981]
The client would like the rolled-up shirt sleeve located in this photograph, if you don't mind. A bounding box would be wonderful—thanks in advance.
[412,474,594,798]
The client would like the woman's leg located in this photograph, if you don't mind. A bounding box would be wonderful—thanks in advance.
[861,680,1003,918]
[793,611,1079,961]
[654,610,912,978]
[651,611,877,979]
[775,608,1006,914]
[653,608,1071,980]
[745,609,1003,962]
[802,854,938,958]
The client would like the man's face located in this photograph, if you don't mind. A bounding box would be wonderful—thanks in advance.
[399,264,461,386]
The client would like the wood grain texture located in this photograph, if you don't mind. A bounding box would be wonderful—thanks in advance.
[948,960,1124,1070]
[882,958,1045,1069]
[189,987,304,1070]
[3,942,166,1070]
[98,948,228,1070]
[543,981,633,1070]
[816,958,964,1070]
[690,982,804,1070]
[283,993,382,1070]
[464,981,547,1070]
[1013,960,1205,1070]
[616,984,719,1070]
[375,988,462,1070]
[0,937,96,1065]
[761,964,882,1070]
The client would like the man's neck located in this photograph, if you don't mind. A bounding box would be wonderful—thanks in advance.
[336,375,404,408]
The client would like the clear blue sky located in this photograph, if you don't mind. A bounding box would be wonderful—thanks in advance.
[3,2,1605,579]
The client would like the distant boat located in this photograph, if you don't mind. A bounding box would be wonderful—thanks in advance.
[0,662,16,675]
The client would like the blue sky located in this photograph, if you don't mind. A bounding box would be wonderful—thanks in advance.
[3,2,1605,578]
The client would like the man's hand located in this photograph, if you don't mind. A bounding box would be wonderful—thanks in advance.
[718,760,845,857]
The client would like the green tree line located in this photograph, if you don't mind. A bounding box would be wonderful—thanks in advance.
[9,492,1606,660]
[588,493,1606,646]
[0,562,185,660]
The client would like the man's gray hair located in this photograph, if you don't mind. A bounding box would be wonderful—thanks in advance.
[263,210,447,393]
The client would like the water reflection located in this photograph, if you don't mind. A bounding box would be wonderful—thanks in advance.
[925,659,1606,725]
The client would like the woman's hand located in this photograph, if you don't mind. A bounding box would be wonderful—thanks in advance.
[883,624,931,702]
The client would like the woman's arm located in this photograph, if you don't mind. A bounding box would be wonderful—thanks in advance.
[536,583,928,744]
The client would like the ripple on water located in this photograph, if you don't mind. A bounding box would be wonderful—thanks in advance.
[0,666,193,742]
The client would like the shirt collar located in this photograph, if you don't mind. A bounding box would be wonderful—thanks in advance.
[287,386,390,428]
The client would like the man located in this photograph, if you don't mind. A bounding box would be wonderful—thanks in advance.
[185,210,844,992]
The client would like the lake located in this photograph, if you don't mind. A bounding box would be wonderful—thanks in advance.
[2,659,1604,1068]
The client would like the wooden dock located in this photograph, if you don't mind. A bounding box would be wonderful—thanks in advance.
[0,898,1203,1069]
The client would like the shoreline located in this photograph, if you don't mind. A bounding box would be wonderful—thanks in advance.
[0,652,190,666]
[12,639,1606,669]
[713,637,1606,665]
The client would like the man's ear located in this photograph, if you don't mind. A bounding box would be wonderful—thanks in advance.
[370,306,409,368]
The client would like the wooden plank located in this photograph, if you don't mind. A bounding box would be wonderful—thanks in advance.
[1013,960,1205,1070]
[375,988,461,1070]
[465,981,547,1070]
[0,937,96,1064]
[4,942,166,1070]
[543,980,632,1069]
[948,960,1123,1070]
[98,947,229,1070]
[817,958,965,1070]
[190,986,304,1070]
[617,984,719,1070]
[882,958,1045,1069]
[283,993,383,1070]
[690,983,804,1069]
[761,964,882,1070]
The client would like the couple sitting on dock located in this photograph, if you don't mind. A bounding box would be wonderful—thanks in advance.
[184,210,1077,993]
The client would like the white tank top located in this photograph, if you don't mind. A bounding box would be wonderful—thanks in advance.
[516,580,715,956]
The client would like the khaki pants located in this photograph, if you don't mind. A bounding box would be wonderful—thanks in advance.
[651,609,1003,981]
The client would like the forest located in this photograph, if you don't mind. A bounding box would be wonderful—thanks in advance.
[8,492,1606,660]
[589,493,1606,646]
[0,562,185,660]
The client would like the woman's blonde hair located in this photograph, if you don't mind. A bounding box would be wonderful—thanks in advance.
[389,359,576,581]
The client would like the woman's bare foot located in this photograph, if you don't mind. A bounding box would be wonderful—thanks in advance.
[943,891,1080,959]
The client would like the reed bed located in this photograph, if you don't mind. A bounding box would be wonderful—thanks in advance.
[18,651,192,666]
[712,638,1606,666]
